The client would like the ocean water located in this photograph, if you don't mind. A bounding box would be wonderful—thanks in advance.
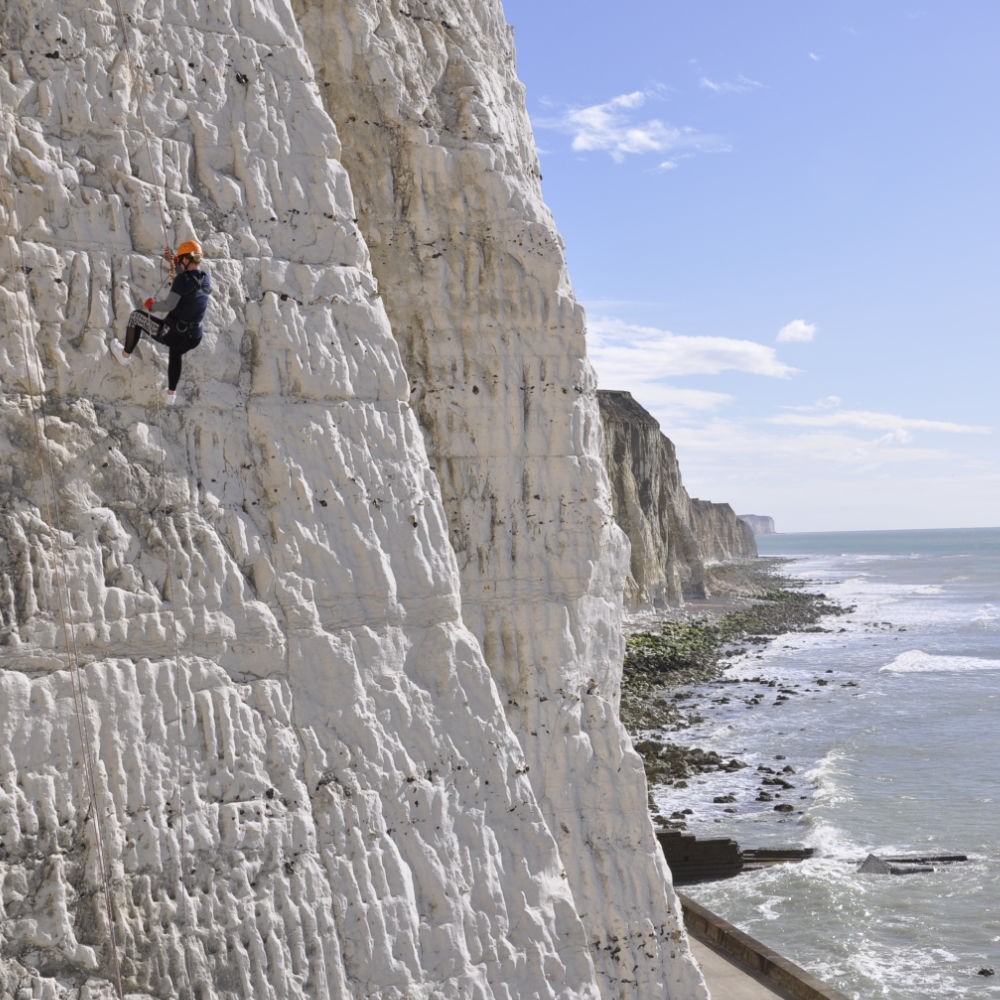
[652,527,1000,999]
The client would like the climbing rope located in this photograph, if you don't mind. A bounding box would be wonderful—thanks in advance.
[0,4,197,993]
[0,108,127,1000]
[111,0,197,950]
[148,402,193,890]
[109,0,197,916]
[110,0,173,259]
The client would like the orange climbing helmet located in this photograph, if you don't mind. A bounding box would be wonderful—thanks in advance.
[176,239,203,258]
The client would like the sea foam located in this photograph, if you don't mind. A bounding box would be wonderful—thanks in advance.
[879,649,1000,673]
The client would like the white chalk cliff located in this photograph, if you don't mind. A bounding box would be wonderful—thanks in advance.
[0,2,707,999]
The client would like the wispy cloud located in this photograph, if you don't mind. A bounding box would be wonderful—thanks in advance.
[588,317,797,384]
[655,155,694,172]
[699,74,764,94]
[768,408,991,439]
[784,395,842,411]
[673,419,971,468]
[612,381,735,421]
[809,51,822,62]
[535,88,729,165]
[666,410,1000,531]
[776,319,817,342]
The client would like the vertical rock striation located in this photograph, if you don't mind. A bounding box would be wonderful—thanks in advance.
[292,0,700,997]
[0,2,706,1000]
[291,3,704,998]
[599,390,757,611]
[598,391,707,607]
[1,2,588,997]
[690,500,758,565]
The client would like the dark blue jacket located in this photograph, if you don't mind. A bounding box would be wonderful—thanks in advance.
[167,270,211,340]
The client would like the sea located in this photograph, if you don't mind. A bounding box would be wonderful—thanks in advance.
[651,526,1000,999]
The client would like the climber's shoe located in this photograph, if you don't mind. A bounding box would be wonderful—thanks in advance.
[111,340,131,366]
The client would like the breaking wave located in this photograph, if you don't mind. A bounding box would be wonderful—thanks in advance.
[879,649,1000,673]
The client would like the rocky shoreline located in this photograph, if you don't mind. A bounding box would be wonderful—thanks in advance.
[620,559,854,832]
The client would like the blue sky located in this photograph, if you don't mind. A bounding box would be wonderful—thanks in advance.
[501,1,999,532]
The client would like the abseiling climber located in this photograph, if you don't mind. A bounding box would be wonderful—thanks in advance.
[113,239,212,404]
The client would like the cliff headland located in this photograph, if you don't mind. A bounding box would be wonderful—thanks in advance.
[598,389,757,611]
[739,514,777,536]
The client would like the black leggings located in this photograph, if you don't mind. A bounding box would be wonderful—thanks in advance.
[125,310,201,391]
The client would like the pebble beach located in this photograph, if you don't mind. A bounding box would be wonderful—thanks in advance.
[627,529,1000,999]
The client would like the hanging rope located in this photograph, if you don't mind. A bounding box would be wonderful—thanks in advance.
[111,0,197,956]
[0,3,199,993]
[0,108,127,1000]
[145,400,193,889]
[108,0,197,911]
[110,0,173,261]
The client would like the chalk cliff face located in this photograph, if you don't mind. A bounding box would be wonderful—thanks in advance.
[689,500,758,565]
[291,5,703,996]
[599,391,757,610]
[598,391,707,607]
[739,514,777,536]
[0,2,705,999]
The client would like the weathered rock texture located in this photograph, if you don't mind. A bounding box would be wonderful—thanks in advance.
[0,2,706,1000]
[598,390,757,610]
[598,391,707,608]
[739,514,777,536]
[689,500,757,566]
[292,5,702,997]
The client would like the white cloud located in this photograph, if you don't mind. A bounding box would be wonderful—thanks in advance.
[776,318,817,342]
[767,408,991,436]
[809,51,821,62]
[779,395,850,414]
[536,88,729,165]
[700,74,764,94]
[583,317,997,531]
[653,413,1000,531]
[663,421,985,507]
[617,381,735,420]
[656,157,684,172]
[588,316,797,382]
[672,419,964,466]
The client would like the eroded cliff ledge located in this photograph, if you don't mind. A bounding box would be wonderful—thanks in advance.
[0,2,706,999]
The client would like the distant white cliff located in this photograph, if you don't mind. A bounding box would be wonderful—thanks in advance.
[739,514,778,536]
[0,2,707,999]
